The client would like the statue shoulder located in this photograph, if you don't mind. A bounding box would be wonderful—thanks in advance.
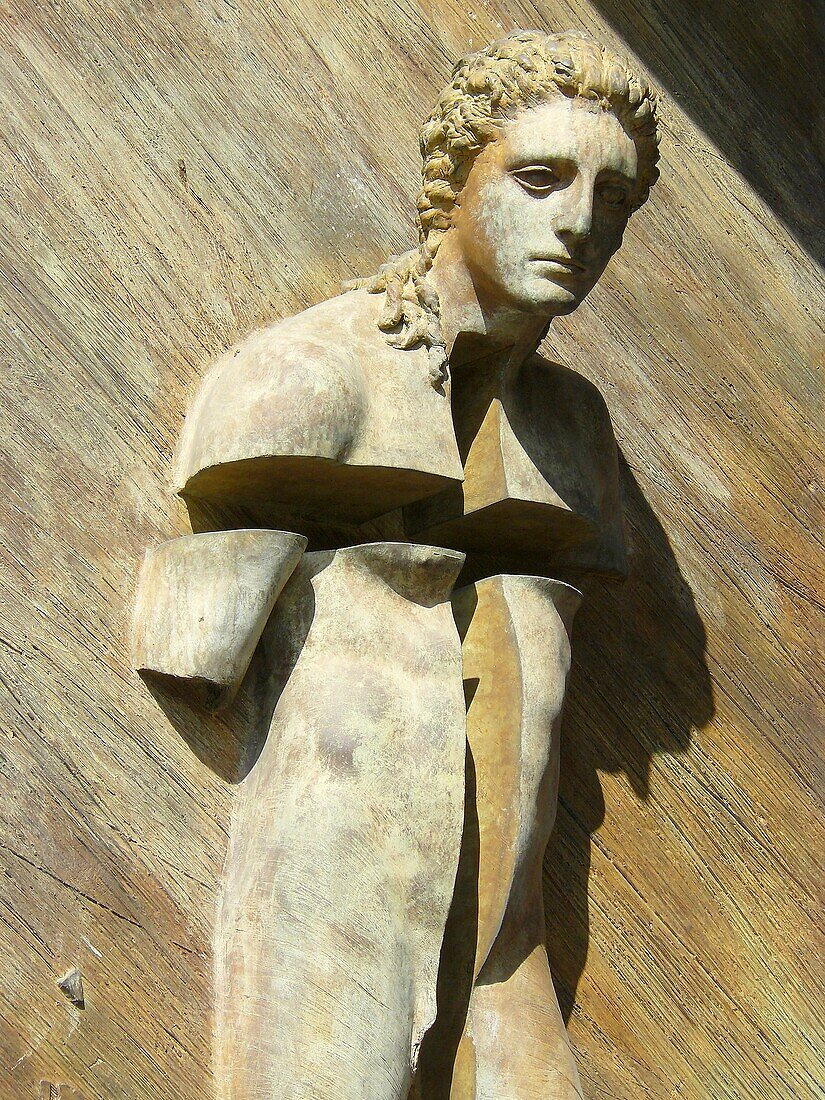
[524,352,616,434]
[522,352,627,578]
[174,291,382,493]
[171,290,460,526]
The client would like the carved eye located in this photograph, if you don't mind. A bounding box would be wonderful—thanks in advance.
[513,166,560,195]
[596,182,631,208]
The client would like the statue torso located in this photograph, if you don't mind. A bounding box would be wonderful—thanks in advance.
[166,288,620,1077]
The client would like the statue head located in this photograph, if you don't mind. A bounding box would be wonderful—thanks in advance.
[348,30,660,382]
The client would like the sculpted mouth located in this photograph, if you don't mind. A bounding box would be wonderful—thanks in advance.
[530,255,588,274]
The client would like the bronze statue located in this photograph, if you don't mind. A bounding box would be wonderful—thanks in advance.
[133,29,659,1099]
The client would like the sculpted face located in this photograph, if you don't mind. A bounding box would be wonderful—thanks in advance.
[450,96,639,317]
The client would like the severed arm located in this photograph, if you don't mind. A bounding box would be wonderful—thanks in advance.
[131,529,306,709]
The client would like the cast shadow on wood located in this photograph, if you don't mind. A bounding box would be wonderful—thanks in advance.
[543,451,715,1024]
[591,0,823,267]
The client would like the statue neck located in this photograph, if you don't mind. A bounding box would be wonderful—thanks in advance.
[427,232,550,371]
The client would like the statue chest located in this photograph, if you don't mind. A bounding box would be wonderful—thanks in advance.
[404,353,627,580]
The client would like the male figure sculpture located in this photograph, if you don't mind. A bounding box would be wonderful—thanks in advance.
[132,29,659,1100]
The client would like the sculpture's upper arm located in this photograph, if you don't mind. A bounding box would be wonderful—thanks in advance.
[174,324,367,496]
[552,365,627,578]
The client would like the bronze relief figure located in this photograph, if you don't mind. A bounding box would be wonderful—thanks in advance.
[132,29,660,1099]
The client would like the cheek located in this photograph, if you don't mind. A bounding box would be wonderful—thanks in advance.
[589,215,628,267]
[456,188,499,269]
[470,180,535,268]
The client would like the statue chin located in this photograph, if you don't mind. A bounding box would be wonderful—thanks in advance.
[517,277,585,317]
[485,262,600,317]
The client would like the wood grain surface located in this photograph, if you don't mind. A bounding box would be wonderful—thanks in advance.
[1,1,822,1097]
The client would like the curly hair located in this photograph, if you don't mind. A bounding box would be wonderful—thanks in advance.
[345,30,660,386]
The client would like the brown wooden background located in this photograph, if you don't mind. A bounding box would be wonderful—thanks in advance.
[1,1,822,1096]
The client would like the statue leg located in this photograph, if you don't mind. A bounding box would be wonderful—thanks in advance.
[466,937,584,1100]
[412,891,582,1100]
[215,801,421,1100]
[441,574,583,1100]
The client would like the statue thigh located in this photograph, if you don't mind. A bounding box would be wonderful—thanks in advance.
[460,942,583,1100]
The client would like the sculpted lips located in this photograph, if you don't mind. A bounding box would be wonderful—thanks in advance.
[529,254,588,276]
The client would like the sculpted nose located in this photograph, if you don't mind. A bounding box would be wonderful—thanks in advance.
[555,180,594,242]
